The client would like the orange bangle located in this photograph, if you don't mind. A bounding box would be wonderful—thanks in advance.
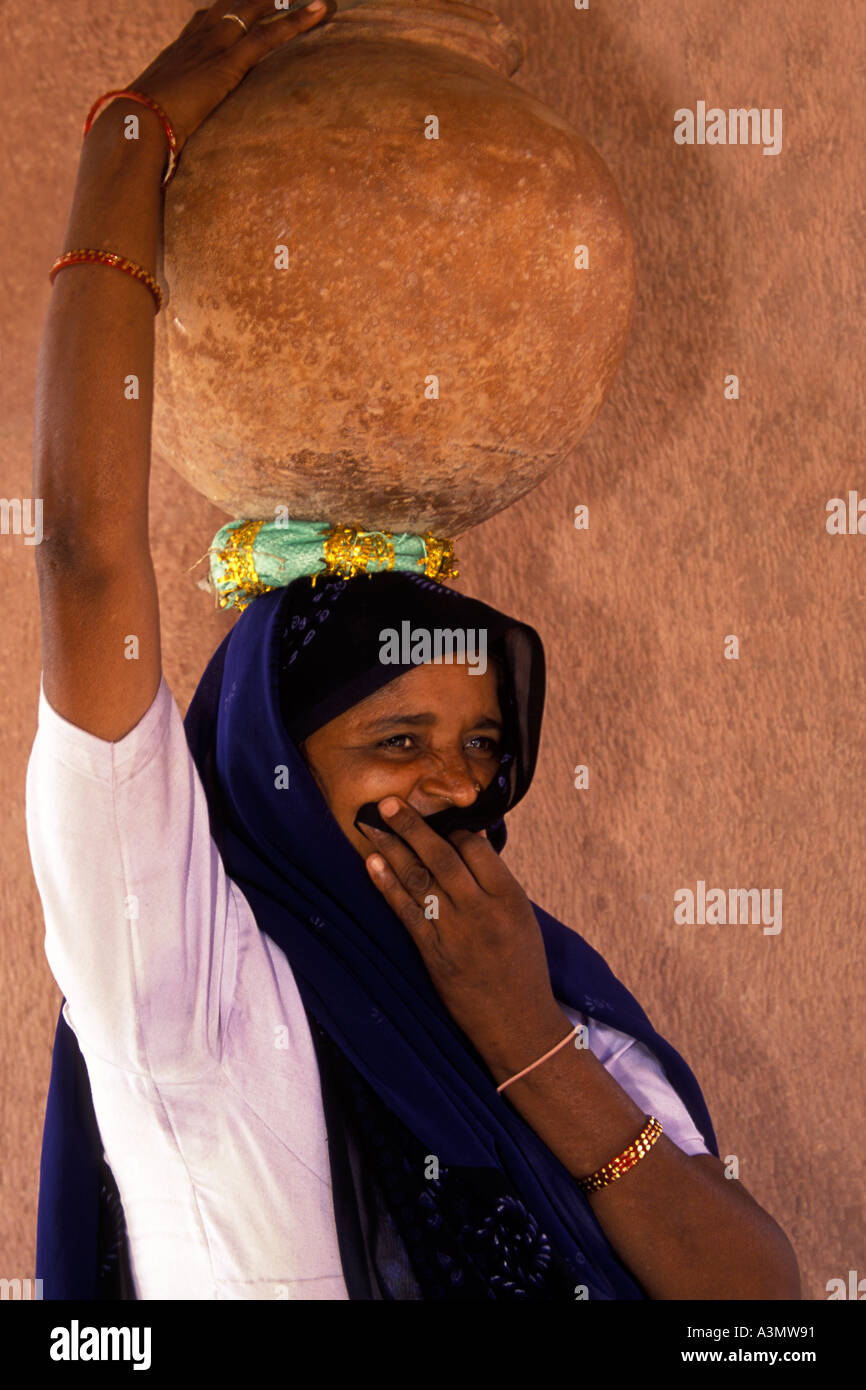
[575,1115,663,1194]
[83,88,179,186]
[48,249,164,313]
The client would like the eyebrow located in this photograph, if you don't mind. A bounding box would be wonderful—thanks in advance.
[360,712,503,733]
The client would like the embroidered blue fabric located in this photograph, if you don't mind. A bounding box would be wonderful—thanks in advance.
[312,1019,581,1299]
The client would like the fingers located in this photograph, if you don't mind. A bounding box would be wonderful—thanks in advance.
[229,1,331,58]
[259,0,334,22]
[202,0,307,24]
[360,824,443,906]
[445,827,510,893]
[364,852,434,942]
[361,798,478,904]
[205,0,329,37]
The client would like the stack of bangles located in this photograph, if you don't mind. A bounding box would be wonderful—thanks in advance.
[497,1022,664,1194]
[48,88,178,310]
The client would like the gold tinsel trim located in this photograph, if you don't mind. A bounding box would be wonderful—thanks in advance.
[317,525,459,586]
[214,518,274,613]
[318,523,395,585]
[419,531,459,582]
[212,520,460,610]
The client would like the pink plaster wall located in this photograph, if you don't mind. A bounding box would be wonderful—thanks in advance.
[2,0,863,1299]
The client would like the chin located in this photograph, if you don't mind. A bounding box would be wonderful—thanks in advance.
[343,824,373,860]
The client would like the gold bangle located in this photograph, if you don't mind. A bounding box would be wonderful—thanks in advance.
[575,1115,663,1194]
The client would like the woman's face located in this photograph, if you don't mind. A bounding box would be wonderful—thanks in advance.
[300,660,504,860]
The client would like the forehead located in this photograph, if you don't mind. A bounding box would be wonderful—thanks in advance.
[352,660,502,720]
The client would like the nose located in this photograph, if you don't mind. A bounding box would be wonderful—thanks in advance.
[415,753,484,809]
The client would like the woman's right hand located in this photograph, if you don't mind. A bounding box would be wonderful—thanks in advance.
[120,0,335,156]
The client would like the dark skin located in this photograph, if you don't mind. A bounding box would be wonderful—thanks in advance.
[300,660,504,863]
[301,661,801,1299]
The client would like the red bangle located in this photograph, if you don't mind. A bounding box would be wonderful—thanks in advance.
[83,88,179,186]
[48,249,164,312]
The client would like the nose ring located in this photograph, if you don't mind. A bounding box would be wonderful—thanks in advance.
[443,783,480,804]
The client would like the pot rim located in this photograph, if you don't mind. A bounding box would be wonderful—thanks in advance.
[315,0,525,77]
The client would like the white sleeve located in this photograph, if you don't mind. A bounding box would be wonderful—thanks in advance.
[559,1003,711,1156]
[25,672,240,1079]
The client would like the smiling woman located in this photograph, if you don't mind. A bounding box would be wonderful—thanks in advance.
[273,568,547,853]
[299,659,504,861]
[27,0,800,1306]
[29,561,796,1300]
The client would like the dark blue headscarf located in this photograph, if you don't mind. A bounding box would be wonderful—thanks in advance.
[36,570,718,1299]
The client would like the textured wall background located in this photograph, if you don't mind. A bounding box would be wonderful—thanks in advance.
[2,0,863,1300]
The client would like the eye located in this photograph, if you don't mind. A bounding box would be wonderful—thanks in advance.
[376,734,501,753]
[466,736,501,753]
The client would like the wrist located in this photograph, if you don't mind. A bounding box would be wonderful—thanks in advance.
[61,99,168,285]
[479,1004,575,1088]
[81,97,173,178]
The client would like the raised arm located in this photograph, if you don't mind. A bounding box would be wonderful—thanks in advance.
[32,0,331,742]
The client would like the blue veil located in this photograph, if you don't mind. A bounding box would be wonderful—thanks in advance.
[36,571,718,1299]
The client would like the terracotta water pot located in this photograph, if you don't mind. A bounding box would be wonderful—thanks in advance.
[152,0,635,536]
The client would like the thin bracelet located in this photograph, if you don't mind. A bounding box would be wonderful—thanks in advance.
[575,1115,663,1194]
[48,249,164,312]
[83,88,179,186]
[496,1024,579,1093]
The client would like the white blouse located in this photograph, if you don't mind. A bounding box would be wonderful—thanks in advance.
[25,672,708,1300]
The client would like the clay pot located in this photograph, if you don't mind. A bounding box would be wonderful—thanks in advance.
[153,0,635,536]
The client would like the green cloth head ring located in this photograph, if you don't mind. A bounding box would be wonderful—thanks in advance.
[206,518,460,613]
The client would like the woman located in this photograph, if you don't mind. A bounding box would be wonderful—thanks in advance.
[28,1,799,1299]
[31,562,800,1299]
